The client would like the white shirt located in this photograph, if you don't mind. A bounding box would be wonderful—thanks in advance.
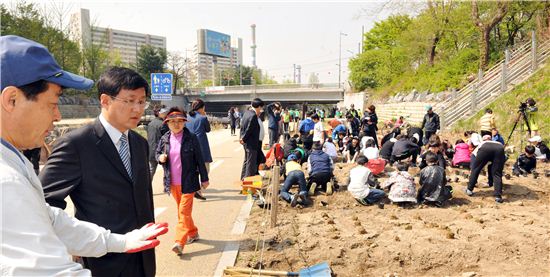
[313,121,324,142]
[348,166,373,199]
[258,117,265,142]
[0,140,126,276]
[99,113,130,155]
[360,136,374,149]
[323,142,338,158]
[362,147,379,160]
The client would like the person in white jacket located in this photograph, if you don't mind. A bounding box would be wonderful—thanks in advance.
[347,156,385,205]
[0,35,168,276]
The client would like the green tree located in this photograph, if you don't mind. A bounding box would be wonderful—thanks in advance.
[136,45,167,82]
[471,0,509,69]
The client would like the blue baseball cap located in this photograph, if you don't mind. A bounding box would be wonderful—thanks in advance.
[287,154,298,162]
[0,35,94,91]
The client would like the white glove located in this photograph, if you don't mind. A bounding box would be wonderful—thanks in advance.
[124,222,168,253]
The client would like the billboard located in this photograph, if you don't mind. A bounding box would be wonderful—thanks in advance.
[198,29,231,58]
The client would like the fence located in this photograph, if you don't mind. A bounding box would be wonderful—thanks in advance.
[436,32,550,129]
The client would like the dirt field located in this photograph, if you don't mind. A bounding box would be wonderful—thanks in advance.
[235,160,550,276]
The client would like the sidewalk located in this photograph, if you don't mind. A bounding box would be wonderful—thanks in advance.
[153,126,251,276]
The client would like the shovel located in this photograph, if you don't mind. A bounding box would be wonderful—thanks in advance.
[225,262,332,276]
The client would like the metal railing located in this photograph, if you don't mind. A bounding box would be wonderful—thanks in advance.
[436,35,550,129]
[177,83,342,95]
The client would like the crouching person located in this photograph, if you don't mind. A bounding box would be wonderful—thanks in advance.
[348,156,385,205]
[418,152,452,207]
[280,154,308,207]
[512,145,537,176]
[307,142,335,195]
[381,162,417,206]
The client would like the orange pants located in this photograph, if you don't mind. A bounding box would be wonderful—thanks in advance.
[170,185,198,247]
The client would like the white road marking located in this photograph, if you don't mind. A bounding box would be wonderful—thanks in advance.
[154,207,167,218]
[210,159,224,171]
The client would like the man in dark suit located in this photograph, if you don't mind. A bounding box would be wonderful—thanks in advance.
[40,67,156,277]
[240,98,264,180]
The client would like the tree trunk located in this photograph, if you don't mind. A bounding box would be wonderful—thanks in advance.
[429,34,440,66]
[481,28,491,69]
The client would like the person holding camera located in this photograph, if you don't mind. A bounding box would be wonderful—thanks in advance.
[524,98,538,137]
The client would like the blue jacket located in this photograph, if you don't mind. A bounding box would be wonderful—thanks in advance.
[308,150,333,175]
[492,134,505,145]
[185,113,213,162]
[267,103,281,130]
[299,118,315,135]
[332,124,347,140]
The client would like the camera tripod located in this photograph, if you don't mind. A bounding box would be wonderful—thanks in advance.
[505,108,531,147]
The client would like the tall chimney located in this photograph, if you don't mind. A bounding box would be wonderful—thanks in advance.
[251,24,257,68]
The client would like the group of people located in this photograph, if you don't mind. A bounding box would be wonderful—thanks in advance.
[1,35,170,276]
[255,100,547,209]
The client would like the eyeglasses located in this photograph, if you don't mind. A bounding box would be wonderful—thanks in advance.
[110,96,150,109]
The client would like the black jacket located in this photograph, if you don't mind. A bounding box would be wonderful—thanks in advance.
[156,128,209,194]
[240,109,260,148]
[147,117,164,161]
[40,119,155,277]
[421,112,440,132]
[407,127,424,147]
[514,154,537,173]
[379,140,395,160]
[392,138,420,157]
[361,112,378,133]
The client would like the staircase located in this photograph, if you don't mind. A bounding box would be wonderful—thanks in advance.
[435,36,550,129]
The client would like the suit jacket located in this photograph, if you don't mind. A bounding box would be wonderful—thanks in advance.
[39,119,155,277]
[240,109,260,148]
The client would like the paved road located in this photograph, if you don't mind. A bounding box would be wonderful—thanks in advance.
[153,126,249,276]
[49,124,250,276]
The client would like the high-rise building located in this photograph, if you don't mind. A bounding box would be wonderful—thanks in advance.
[70,8,166,66]
[191,36,242,85]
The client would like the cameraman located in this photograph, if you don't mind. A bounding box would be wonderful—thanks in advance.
[523,98,538,137]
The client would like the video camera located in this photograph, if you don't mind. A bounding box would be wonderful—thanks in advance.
[518,98,536,112]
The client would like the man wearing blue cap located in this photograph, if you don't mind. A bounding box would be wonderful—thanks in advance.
[0,35,168,276]
[421,105,440,145]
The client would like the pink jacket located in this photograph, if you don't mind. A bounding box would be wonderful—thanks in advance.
[453,143,471,166]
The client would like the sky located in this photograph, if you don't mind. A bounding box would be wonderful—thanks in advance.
[31,0,422,84]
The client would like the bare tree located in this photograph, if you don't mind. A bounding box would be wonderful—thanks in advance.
[471,0,508,69]
[166,51,188,92]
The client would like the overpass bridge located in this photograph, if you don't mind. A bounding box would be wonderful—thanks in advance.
[161,83,345,113]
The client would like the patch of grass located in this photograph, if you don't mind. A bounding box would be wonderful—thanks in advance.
[453,62,550,155]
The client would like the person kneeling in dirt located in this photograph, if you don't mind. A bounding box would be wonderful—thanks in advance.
[381,162,417,206]
[280,154,308,207]
[391,135,420,167]
[348,156,386,206]
[417,152,453,207]
[307,142,335,196]
[512,145,537,177]
[418,135,446,170]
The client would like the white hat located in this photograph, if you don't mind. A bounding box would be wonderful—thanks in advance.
[528,136,542,143]
[470,133,482,146]
[413,133,420,142]
[482,135,491,141]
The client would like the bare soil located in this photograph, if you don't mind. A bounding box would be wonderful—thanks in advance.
[235,161,550,276]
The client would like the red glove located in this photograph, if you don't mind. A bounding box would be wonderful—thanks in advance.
[124,222,168,253]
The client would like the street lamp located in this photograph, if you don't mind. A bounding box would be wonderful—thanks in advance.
[339,32,348,88]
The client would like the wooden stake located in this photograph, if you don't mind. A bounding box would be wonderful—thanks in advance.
[270,165,280,228]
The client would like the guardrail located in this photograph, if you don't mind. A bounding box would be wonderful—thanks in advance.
[436,34,550,129]
[175,83,342,95]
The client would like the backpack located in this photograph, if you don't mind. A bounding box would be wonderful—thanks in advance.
[265,143,284,168]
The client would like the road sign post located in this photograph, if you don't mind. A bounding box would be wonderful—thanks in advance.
[151,73,173,101]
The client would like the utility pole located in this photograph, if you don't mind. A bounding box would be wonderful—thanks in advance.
[338,32,347,88]
[293,64,296,83]
[296,65,301,84]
